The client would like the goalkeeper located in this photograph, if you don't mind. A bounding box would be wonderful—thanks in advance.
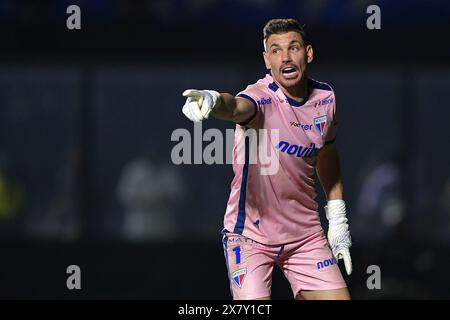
[181,18,352,300]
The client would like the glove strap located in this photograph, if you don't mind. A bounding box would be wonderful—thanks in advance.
[204,90,221,109]
[325,199,347,226]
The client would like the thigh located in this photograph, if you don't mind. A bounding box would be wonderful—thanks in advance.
[223,234,277,300]
[299,288,350,300]
[278,231,348,298]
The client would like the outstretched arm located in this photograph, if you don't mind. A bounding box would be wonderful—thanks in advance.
[182,89,256,124]
[211,93,256,123]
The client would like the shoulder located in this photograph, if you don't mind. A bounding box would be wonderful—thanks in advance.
[308,78,334,92]
[240,74,276,95]
[238,79,276,105]
[242,81,270,94]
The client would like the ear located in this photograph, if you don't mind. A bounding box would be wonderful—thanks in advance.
[306,44,314,64]
[263,51,271,70]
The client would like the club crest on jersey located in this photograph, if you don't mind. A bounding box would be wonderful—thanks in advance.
[314,115,327,136]
[232,268,247,288]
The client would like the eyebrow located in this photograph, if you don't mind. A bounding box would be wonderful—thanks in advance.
[269,40,302,49]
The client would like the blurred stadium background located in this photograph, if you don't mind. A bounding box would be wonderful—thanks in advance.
[0,0,449,299]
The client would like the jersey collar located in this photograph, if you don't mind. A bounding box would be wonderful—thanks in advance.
[267,76,311,107]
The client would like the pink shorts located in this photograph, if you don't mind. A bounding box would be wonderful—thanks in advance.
[222,230,347,300]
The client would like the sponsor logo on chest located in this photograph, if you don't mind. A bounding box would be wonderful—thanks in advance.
[275,141,318,158]
[290,121,313,131]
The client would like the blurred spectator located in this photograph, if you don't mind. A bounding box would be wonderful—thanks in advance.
[353,147,407,244]
[0,153,24,222]
[25,147,81,240]
[116,152,184,241]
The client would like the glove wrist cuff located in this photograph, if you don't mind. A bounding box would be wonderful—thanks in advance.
[205,90,221,109]
[325,200,346,221]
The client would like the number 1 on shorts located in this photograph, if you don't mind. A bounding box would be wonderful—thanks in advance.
[232,246,241,264]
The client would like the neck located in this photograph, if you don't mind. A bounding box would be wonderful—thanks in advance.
[277,77,309,102]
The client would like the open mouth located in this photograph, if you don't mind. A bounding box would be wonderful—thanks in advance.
[281,66,299,78]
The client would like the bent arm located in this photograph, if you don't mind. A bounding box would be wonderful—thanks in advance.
[316,142,344,200]
[316,141,352,275]
[210,93,256,124]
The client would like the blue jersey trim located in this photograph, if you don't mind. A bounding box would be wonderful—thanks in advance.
[236,93,257,109]
[236,94,258,126]
[268,82,279,92]
[233,135,250,234]
[267,78,332,107]
[308,78,333,91]
[268,81,309,107]
[285,94,307,107]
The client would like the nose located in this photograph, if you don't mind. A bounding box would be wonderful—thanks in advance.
[281,49,292,63]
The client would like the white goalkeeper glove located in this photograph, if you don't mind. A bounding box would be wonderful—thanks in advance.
[182,89,221,122]
[325,199,353,275]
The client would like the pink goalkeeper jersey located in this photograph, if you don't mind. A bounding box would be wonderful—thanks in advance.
[223,74,338,245]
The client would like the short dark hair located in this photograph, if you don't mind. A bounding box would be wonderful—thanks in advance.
[263,18,308,49]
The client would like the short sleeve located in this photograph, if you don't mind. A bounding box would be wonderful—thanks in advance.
[324,90,338,145]
[235,84,269,128]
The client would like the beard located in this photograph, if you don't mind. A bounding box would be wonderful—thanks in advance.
[276,69,303,88]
